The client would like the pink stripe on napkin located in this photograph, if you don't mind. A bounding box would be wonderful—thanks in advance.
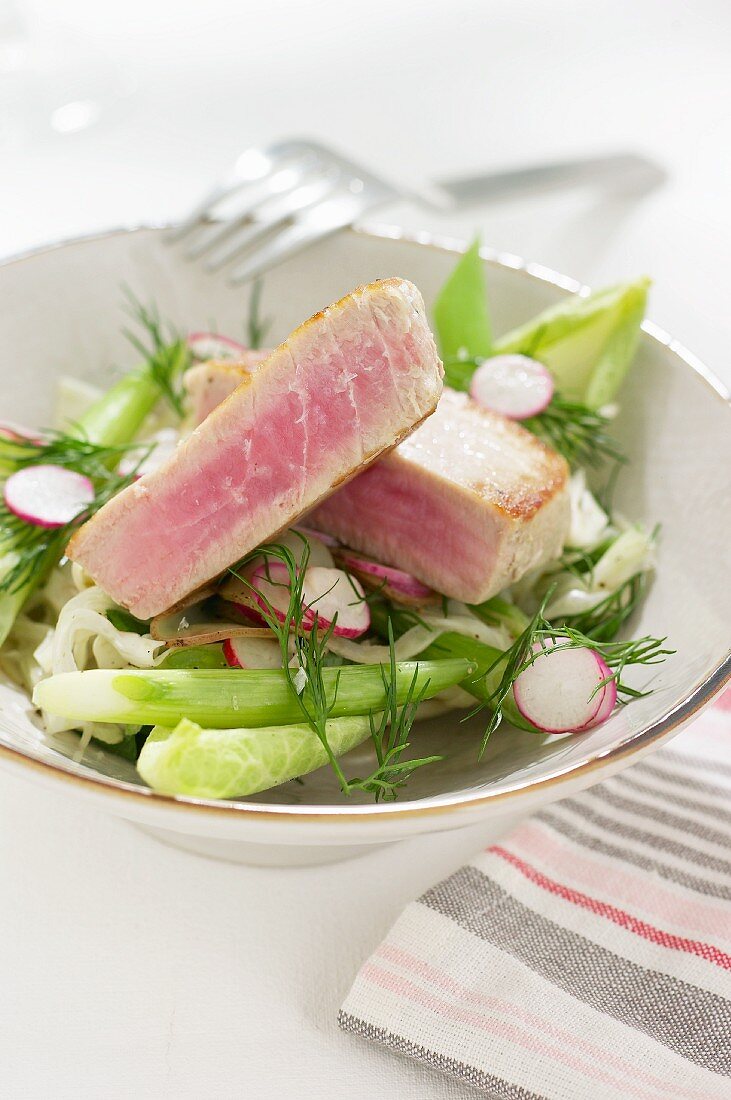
[340,687,731,1099]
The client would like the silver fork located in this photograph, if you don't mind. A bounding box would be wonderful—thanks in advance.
[171,138,665,285]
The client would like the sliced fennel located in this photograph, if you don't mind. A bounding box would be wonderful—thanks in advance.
[53,376,104,432]
[138,715,374,799]
[567,470,610,549]
[33,658,473,728]
[49,586,165,675]
[325,608,510,665]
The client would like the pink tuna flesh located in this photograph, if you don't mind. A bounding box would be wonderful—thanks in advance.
[67,278,443,618]
[184,350,272,424]
[310,389,569,604]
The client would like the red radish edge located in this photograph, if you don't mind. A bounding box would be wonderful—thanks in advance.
[513,644,614,734]
[0,420,43,444]
[222,638,242,667]
[250,562,295,625]
[470,355,554,420]
[222,636,281,669]
[300,566,370,638]
[296,525,340,548]
[4,464,95,529]
[187,332,248,361]
[581,654,617,728]
[337,549,435,599]
[250,563,370,638]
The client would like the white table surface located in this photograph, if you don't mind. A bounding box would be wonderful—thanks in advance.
[2,1,729,1096]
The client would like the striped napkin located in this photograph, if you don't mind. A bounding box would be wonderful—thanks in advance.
[340,687,731,1099]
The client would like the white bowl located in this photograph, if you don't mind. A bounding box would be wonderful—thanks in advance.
[0,225,729,865]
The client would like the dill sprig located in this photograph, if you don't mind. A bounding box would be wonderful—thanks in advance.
[229,538,352,791]
[347,619,441,802]
[553,568,648,643]
[0,434,147,595]
[122,289,191,416]
[246,278,271,350]
[524,396,625,469]
[548,525,658,642]
[478,589,673,754]
[443,350,624,469]
[228,540,440,800]
[0,431,135,478]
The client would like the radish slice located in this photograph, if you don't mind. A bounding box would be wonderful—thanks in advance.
[279,527,334,568]
[0,420,43,444]
[250,562,294,624]
[223,636,282,669]
[296,525,340,548]
[582,654,618,728]
[250,563,370,638]
[335,548,437,605]
[4,464,94,528]
[513,644,611,733]
[187,332,248,361]
[301,566,370,638]
[470,355,554,420]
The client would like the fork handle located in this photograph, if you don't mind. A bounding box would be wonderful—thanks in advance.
[435,153,666,207]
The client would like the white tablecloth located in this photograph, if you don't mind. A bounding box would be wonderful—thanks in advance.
[2,1,729,1096]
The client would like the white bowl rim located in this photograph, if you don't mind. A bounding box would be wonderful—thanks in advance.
[0,221,728,824]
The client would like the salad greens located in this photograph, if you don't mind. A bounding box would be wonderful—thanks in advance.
[0,301,191,645]
[494,276,649,408]
[137,715,375,799]
[433,239,492,369]
[5,251,666,803]
[433,238,648,468]
[32,659,473,730]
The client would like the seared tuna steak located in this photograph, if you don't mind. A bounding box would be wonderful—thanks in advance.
[184,351,270,426]
[185,359,570,604]
[310,389,569,603]
[68,279,443,618]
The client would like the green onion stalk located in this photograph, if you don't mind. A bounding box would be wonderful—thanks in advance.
[33,658,474,729]
[0,341,189,645]
[368,601,537,733]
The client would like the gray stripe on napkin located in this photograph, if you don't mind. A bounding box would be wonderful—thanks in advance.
[538,810,731,902]
[555,798,731,876]
[634,759,731,802]
[420,865,731,1074]
[609,773,731,829]
[584,784,731,846]
[338,1010,548,1100]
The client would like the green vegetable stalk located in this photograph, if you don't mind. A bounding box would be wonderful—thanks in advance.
[0,334,189,644]
[368,601,537,733]
[78,343,189,446]
[138,715,374,799]
[32,659,474,729]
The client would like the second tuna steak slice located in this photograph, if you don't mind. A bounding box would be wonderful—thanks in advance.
[68,278,443,618]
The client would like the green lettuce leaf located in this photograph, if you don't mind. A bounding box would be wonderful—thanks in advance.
[137,715,373,798]
[494,277,649,407]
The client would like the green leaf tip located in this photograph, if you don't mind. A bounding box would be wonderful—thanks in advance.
[433,237,492,372]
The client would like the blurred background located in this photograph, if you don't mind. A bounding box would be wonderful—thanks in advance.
[2,0,730,373]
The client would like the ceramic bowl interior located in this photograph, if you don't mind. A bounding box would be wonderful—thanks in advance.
[0,225,728,817]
